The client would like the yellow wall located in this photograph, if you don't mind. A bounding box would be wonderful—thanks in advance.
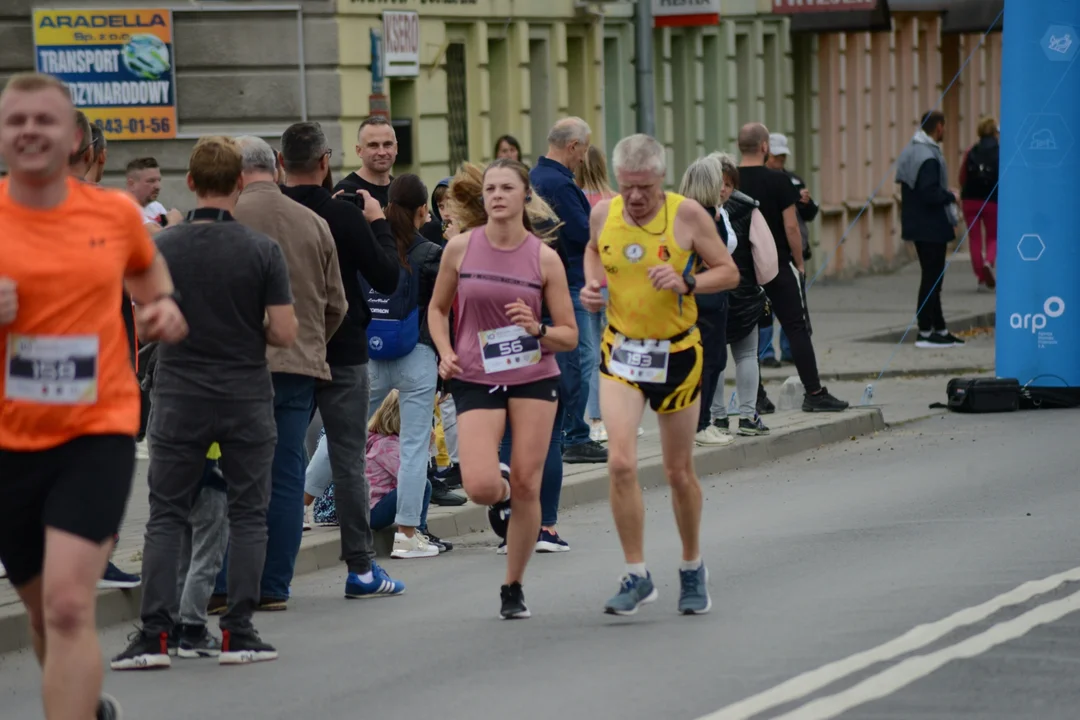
[334,0,607,194]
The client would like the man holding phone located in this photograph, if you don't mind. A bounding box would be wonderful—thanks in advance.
[333,116,396,209]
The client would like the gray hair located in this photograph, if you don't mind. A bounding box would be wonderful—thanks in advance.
[709,151,739,177]
[280,121,329,174]
[547,117,591,149]
[612,133,666,176]
[678,156,724,208]
[235,136,277,174]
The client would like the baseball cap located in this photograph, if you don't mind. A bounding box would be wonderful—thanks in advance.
[768,133,791,156]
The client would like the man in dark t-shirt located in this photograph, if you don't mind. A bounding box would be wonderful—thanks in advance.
[111,136,296,671]
[738,123,847,413]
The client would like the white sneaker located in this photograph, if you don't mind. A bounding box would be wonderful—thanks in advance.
[303,505,313,531]
[391,532,440,559]
[637,427,645,438]
[0,560,6,579]
[590,422,608,443]
[694,425,734,447]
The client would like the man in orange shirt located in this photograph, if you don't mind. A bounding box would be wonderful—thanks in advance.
[0,73,187,720]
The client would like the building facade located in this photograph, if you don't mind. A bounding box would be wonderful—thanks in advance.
[0,0,1004,278]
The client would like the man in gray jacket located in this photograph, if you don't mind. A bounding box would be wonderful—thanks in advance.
[896,111,965,349]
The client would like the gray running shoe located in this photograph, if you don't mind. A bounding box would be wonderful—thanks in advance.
[603,572,658,616]
[97,692,123,720]
[677,564,712,615]
[177,624,222,658]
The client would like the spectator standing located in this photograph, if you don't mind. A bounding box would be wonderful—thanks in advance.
[495,134,524,163]
[277,123,409,596]
[111,136,296,670]
[531,117,607,464]
[896,111,966,349]
[760,133,818,368]
[225,136,348,610]
[737,123,848,412]
[335,116,397,208]
[959,116,1000,291]
[576,144,619,442]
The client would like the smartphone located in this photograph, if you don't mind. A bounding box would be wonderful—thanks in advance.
[338,192,365,210]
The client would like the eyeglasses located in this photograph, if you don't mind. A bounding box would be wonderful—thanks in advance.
[323,149,333,159]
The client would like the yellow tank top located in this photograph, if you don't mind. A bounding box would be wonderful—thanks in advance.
[600,192,699,346]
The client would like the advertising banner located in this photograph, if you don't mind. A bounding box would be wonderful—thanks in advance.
[996,0,1080,388]
[32,8,177,141]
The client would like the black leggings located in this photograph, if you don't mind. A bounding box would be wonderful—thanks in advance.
[759,263,822,395]
[914,241,948,332]
[697,295,729,432]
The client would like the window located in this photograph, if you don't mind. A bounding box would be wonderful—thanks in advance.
[446,43,469,174]
[702,33,723,154]
[763,33,780,130]
[567,36,587,119]
[604,35,624,166]
[488,37,510,153]
[671,33,692,177]
[735,33,753,126]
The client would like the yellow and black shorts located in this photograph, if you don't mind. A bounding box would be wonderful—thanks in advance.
[598,325,703,414]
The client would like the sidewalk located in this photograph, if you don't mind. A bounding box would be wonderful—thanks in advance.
[0,256,998,654]
[756,252,996,384]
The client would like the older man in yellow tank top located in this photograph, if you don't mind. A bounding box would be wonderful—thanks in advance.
[580,134,739,617]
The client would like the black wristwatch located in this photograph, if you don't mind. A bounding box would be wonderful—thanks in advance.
[536,324,548,338]
[683,274,697,296]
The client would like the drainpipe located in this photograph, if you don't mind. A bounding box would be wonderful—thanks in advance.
[634,0,656,137]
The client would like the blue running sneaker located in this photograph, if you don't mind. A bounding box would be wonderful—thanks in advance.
[344,562,405,599]
[488,463,512,539]
[603,573,658,616]
[678,564,711,615]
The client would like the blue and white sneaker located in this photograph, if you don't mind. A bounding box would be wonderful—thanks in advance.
[488,463,512,539]
[603,572,658,616]
[495,540,507,555]
[99,561,141,589]
[536,529,570,553]
[344,562,405,599]
[678,564,712,615]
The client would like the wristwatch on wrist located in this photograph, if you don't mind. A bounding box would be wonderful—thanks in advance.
[683,273,697,296]
[536,324,548,338]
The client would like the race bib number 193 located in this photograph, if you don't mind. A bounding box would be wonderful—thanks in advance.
[609,336,670,384]
[479,326,542,375]
[5,335,99,404]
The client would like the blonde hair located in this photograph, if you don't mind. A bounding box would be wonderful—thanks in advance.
[2,72,69,99]
[446,161,562,242]
[977,116,998,138]
[367,389,401,436]
[576,145,613,195]
[188,135,243,197]
[679,156,724,208]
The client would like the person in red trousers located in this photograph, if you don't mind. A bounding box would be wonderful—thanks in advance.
[959,117,1000,292]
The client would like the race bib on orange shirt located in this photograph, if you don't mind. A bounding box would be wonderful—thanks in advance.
[4,334,99,404]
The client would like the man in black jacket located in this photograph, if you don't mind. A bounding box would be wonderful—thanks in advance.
[278,121,407,598]
[333,116,396,208]
[896,110,964,349]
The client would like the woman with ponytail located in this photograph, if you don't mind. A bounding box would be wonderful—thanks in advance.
[428,158,578,618]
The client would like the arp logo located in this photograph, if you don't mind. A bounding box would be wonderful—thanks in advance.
[1010,296,1065,333]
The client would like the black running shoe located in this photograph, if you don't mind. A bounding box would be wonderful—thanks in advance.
[219,629,278,665]
[430,477,467,506]
[738,415,771,436]
[757,395,776,415]
[802,387,849,412]
[488,463,512,539]
[177,624,222,659]
[500,582,531,619]
[761,356,782,369]
[110,629,171,671]
[421,531,453,553]
[438,463,463,489]
[562,440,607,464]
[915,331,958,349]
[97,692,123,720]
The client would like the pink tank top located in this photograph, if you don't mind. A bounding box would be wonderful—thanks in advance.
[452,228,560,386]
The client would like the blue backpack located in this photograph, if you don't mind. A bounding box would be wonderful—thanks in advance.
[359,240,426,360]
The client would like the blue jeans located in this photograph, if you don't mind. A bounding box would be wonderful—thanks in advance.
[214,373,314,600]
[366,344,438,528]
[499,397,564,527]
[370,481,432,533]
[758,323,792,361]
[585,288,608,421]
[557,286,595,447]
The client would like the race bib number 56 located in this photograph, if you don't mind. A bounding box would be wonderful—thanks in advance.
[5,335,99,404]
[609,336,670,384]
[479,326,541,374]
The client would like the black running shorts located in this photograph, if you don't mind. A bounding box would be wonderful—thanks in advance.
[0,434,136,587]
[450,377,560,415]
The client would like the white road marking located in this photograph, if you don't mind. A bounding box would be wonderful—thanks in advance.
[774,585,1080,719]
[699,565,1080,720]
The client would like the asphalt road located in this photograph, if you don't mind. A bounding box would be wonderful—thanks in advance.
[2,410,1079,720]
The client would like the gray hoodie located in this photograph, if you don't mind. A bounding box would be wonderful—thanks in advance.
[896,130,959,227]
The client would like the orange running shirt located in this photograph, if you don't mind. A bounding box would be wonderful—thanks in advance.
[0,177,157,451]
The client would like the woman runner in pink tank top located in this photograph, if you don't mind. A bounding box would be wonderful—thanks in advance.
[428,159,578,619]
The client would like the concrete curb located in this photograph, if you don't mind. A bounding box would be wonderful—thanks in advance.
[0,408,885,657]
[756,364,992,385]
[857,311,996,344]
